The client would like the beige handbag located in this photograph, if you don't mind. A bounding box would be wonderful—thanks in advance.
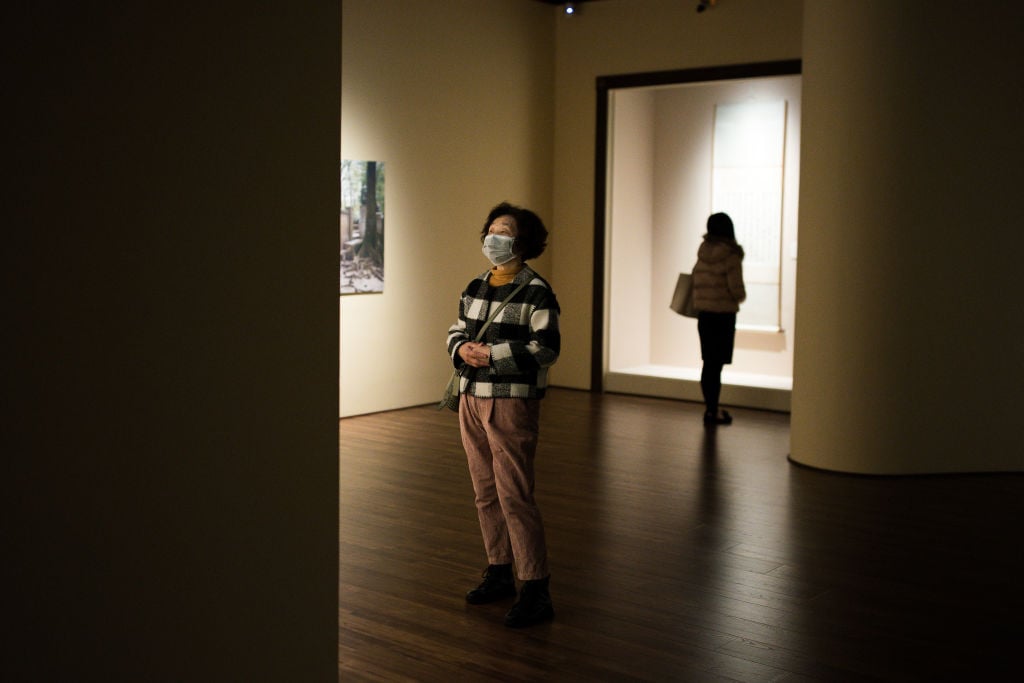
[670,272,698,318]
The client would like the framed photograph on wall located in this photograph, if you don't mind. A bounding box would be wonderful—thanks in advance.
[340,159,385,294]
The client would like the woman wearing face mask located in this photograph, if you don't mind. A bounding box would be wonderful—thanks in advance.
[446,201,560,628]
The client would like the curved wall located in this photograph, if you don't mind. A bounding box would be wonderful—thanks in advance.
[790,1,1024,474]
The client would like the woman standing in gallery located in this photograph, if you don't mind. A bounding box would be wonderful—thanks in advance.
[692,212,746,426]
[446,201,560,628]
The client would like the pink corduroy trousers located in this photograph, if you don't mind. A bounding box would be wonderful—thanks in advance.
[458,394,549,581]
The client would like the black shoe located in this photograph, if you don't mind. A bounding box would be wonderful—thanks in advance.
[504,576,554,628]
[703,410,733,426]
[466,564,516,605]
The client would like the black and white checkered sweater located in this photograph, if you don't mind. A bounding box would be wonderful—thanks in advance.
[447,266,560,399]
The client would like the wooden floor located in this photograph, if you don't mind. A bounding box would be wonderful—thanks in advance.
[339,389,1022,682]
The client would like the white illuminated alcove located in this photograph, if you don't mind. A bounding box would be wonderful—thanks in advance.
[601,71,801,411]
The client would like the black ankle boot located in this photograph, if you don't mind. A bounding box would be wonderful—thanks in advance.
[504,576,554,628]
[466,564,516,604]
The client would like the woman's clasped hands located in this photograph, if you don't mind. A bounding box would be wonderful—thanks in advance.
[459,341,491,368]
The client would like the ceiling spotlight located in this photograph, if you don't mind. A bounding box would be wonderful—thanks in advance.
[564,2,576,16]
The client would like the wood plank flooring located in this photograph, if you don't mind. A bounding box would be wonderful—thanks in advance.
[339,389,1022,681]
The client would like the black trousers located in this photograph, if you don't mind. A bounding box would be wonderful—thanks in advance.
[697,312,736,413]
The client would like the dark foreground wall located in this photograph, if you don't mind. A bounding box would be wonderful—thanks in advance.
[7,3,340,680]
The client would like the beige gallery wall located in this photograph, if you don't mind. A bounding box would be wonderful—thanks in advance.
[346,0,1022,470]
[341,0,555,416]
[550,0,804,389]
[340,0,804,416]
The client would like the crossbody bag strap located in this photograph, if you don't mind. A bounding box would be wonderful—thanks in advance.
[451,278,530,396]
[473,278,529,342]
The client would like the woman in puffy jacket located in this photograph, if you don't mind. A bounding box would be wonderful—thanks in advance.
[691,212,746,426]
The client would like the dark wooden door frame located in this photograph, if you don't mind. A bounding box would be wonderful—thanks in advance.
[590,59,802,392]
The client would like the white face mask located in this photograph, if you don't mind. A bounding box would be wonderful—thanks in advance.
[482,234,517,266]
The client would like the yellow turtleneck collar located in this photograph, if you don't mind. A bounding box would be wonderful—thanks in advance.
[489,263,524,287]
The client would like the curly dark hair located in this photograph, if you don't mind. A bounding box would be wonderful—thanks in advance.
[480,201,549,262]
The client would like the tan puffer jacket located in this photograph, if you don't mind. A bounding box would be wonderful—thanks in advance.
[692,238,746,313]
